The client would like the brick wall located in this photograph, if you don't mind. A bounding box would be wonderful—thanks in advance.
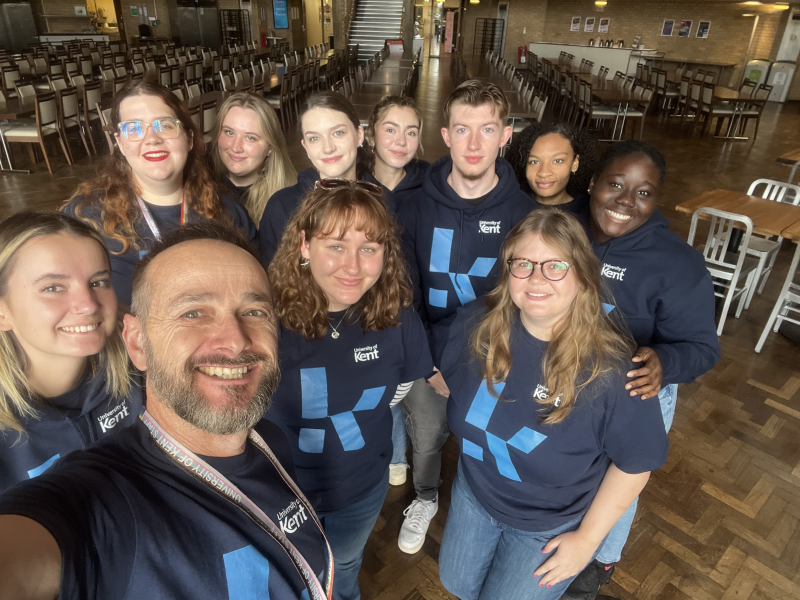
[498,0,786,84]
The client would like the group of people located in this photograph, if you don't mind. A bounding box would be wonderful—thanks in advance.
[0,77,720,600]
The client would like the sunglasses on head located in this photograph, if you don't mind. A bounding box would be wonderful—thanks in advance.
[314,178,383,195]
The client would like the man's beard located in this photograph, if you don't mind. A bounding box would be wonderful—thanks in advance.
[454,159,491,182]
[143,334,280,436]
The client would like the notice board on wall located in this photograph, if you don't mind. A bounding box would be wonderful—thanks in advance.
[273,0,288,29]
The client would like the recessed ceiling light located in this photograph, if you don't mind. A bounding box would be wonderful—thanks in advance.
[774,4,790,8]
[742,1,761,5]
[742,13,755,16]
[595,1,607,5]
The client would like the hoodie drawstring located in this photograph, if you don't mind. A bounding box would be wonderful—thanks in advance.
[454,210,465,293]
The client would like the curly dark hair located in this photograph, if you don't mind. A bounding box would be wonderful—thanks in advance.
[506,121,597,199]
[268,182,412,340]
[594,140,667,185]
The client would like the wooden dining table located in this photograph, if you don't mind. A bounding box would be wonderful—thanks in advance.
[675,189,800,238]
[711,86,766,141]
[366,68,410,85]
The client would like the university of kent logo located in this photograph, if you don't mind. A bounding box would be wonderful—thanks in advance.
[601,263,626,281]
[354,344,379,362]
[479,221,501,234]
[428,227,497,308]
[97,402,130,433]
[277,499,308,534]
[461,381,547,481]
[298,367,386,453]
[533,383,562,407]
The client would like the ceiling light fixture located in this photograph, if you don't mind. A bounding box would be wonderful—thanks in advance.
[774,4,790,8]
[742,13,755,16]
[742,1,761,5]
[595,1,607,5]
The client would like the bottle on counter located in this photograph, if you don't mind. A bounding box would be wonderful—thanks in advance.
[599,38,604,46]
[618,40,624,48]
[589,38,594,46]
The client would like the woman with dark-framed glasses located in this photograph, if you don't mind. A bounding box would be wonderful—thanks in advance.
[62,82,257,307]
[435,208,668,600]
[266,179,432,600]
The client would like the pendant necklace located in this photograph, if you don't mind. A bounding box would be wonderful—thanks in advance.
[329,312,347,339]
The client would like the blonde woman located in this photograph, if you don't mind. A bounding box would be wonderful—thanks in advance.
[0,212,140,493]
[266,180,432,600]
[436,209,668,600]
[210,92,297,224]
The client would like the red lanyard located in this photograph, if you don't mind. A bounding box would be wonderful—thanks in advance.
[140,410,334,600]
[136,191,188,241]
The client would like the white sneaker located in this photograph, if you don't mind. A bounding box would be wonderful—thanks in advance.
[398,495,438,554]
[389,464,407,486]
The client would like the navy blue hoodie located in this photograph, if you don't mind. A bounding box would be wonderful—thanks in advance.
[220,176,251,205]
[587,208,720,385]
[258,167,319,266]
[531,192,590,216]
[63,193,257,306]
[363,159,430,212]
[396,156,534,356]
[0,371,143,493]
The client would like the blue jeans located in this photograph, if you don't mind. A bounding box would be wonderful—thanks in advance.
[439,461,591,600]
[391,404,408,466]
[595,383,678,564]
[319,469,390,600]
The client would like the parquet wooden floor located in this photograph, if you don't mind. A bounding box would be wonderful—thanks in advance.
[1,40,799,600]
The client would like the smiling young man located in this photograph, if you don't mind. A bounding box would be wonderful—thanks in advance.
[395,81,534,554]
[0,223,332,600]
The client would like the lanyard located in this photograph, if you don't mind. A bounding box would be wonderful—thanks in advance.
[140,410,334,600]
[136,191,188,241]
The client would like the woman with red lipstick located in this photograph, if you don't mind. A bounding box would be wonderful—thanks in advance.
[209,92,297,222]
[62,82,257,308]
[266,181,433,600]
[259,92,368,265]
[0,211,142,493]
[506,122,597,215]
[360,96,430,486]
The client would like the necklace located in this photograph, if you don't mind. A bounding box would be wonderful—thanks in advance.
[329,312,347,339]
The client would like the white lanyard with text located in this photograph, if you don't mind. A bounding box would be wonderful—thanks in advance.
[140,410,334,600]
[136,191,188,241]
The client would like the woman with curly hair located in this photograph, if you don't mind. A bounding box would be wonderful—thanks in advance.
[505,121,597,215]
[266,180,433,600]
[62,82,257,307]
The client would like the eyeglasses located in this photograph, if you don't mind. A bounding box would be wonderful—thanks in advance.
[314,178,384,195]
[507,258,571,281]
[118,118,183,141]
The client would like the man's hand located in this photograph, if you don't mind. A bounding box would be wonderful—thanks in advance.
[626,347,663,400]
[426,372,450,398]
[533,530,598,589]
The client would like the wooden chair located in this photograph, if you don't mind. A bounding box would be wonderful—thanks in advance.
[80,81,103,155]
[57,87,90,162]
[202,100,217,144]
[5,91,71,173]
[740,84,772,140]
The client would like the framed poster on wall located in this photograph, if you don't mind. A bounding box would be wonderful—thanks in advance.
[696,21,710,38]
[273,0,289,29]
[585,17,595,33]
[598,18,609,33]
[571,16,580,32]
[679,20,692,38]
[661,19,674,36]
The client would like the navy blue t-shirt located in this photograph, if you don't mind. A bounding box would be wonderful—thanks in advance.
[0,370,143,493]
[265,306,432,514]
[0,419,328,600]
[62,192,259,306]
[439,303,669,532]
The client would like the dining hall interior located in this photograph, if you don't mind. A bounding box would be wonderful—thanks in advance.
[0,0,800,597]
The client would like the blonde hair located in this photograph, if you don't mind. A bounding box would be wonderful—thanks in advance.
[444,80,510,126]
[361,96,424,174]
[210,92,297,225]
[269,182,412,340]
[471,208,633,425]
[0,212,131,434]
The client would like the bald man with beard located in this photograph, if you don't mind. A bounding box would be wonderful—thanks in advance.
[0,223,332,600]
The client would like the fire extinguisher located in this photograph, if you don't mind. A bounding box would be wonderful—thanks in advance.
[518,46,527,64]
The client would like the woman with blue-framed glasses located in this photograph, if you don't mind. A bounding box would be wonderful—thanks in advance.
[62,81,257,307]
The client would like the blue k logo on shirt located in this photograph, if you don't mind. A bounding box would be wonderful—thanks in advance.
[461,381,547,481]
[428,228,496,308]
[298,367,386,453]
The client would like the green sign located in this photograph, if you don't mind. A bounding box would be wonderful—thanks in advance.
[130,6,138,16]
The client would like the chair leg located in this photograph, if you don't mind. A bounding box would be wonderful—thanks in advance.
[26,143,37,164]
[717,284,736,336]
[86,117,98,155]
[38,139,53,174]
[57,131,73,165]
[745,255,766,310]
[78,125,91,158]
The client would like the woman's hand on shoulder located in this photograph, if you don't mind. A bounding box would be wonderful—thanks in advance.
[625,346,663,400]
[533,529,599,589]
[426,371,450,398]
